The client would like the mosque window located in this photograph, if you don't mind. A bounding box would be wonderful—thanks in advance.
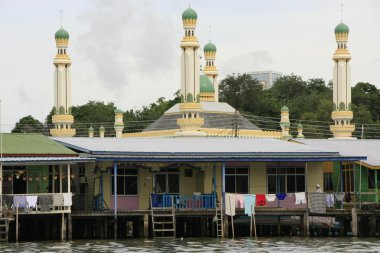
[225,167,249,194]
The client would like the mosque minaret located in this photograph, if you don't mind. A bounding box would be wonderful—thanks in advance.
[50,27,76,137]
[330,21,355,138]
[203,41,219,102]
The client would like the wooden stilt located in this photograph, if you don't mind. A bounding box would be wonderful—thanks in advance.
[352,208,358,237]
[143,214,149,238]
[61,213,66,240]
[15,204,19,242]
[67,214,72,240]
[114,218,117,240]
[277,216,281,236]
[253,214,257,240]
[231,216,235,239]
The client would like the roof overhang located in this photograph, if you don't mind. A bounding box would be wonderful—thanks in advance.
[0,157,94,166]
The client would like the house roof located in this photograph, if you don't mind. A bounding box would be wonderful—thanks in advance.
[298,139,380,168]
[0,133,77,157]
[52,137,366,162]
[0,157,94,166]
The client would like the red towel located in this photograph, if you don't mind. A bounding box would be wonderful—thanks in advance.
[256,194,266,206]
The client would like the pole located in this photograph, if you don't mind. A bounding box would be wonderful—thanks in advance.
[113,162,118,239]
[253,212,257,240]
[0,99,3,211]
[250,205,252,238]
[16,203,18,242]
[222,162,225,206]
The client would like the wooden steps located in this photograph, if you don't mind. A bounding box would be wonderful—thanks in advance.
[150,195,176,238]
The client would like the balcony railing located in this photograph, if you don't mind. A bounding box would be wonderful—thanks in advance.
[1,193,72,214]
[151,193,216,209]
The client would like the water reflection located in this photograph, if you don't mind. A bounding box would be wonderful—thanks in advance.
[1,237,380,252]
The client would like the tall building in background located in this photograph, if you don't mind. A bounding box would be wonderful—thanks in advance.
[247,70,282,89]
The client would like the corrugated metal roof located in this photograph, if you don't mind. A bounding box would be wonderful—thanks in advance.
[52,137,366,162]
[0,157,94,165]
[165,102,236,114]
[298,139,380,167]
[1,133,77,156]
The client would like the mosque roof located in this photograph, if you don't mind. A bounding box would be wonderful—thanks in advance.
[204,42,217,52]
[335,22,349,34]
[142,102,260,132]
[182,7,197,19]
[55,27,69,39]
[200,75,215,93]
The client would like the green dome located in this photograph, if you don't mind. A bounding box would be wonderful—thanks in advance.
[114,109,124,114]
[297,123,303,129]
[281,106,289,112]
[200,75,215,93]
[204,42,217,52]
[182,7,197,19]
[55,28,69,39]
[88,126,94,132]
[335,22,349,34]
[99,125,105,130]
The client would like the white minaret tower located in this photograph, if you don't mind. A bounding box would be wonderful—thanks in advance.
[176,7,205,136]
[50,27,75,137]
[180,7,200,102]
[330,21,355,138]
[203,41,219,101]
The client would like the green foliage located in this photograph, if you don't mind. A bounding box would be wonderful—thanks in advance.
[12,115,46,134]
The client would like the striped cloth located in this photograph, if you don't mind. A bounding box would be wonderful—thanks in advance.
[309,192,326,214]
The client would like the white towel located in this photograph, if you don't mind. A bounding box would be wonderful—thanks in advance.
[334,192,345,202]
[63,193,72,206]
[53,194,64,206]
[225,193,236,216]
[26,196,38,208]
[295,192,306,205]
[265,194,276,202]
[326,193,335,208]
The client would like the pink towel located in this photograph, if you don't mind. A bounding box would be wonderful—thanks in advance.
[236,194,244,208]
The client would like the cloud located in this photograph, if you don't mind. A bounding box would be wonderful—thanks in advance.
[76,0,178,91]
[219,50,274,77]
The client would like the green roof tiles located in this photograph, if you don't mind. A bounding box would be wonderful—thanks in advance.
[1,134,76,156]
[200,75,215,93]
[204,42,217,52]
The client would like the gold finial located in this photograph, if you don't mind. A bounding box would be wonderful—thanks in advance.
[60,9,63,28]
[209,25,212,42]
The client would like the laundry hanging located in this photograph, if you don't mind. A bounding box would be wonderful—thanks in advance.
[265,194,276,202]
[244,194,256,216]
[295,192,306,205]
[225,193,236,216]
[256,194,266,206]
[326,193,335,208]
[235,194,244,208]
[309,192,326,213]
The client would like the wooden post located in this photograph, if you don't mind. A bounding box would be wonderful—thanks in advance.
[277,216,281,236]
[113,162,118,240]
[15,204,19,242]
[253,214,257,240]
[67,213,72,240]
[59,165,63,193]
[223,215,229,238]
[143,214,149,238]
[351,207,358,237]
[231,216,235,239]
[303,211,309,237]
[61,213,66,240]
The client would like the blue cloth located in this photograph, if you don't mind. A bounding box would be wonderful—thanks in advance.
[244,194,256,216]
[276,193,287,200]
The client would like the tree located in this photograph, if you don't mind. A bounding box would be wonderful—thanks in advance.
[12,115,46,134]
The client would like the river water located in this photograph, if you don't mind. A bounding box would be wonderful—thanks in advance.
[1,237,380,252]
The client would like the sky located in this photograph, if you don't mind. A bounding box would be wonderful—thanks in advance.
[0,0,379,132]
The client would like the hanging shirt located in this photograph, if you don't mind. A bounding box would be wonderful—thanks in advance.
[225,193,236,216]
[326,193,335,208]
[244,194,256,216]
[295,192,306,205]
[276,193,287,200]
[256,194,266,206]
[334,192,345,202]
[26,196,38,208]
[265,194,277,202]
[235,194,244,208]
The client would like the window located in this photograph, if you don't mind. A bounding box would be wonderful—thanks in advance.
[267,167,305,194]
[112,167,138,195]
[323,172,333,192]
[225,167,249,194]
[368,169,380,189]
[341,163,354,192]
[155,168,179,193]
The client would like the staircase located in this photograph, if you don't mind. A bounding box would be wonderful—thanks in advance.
[150,195,176,238]
[216,197,224,238]
[0,218,10,242]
